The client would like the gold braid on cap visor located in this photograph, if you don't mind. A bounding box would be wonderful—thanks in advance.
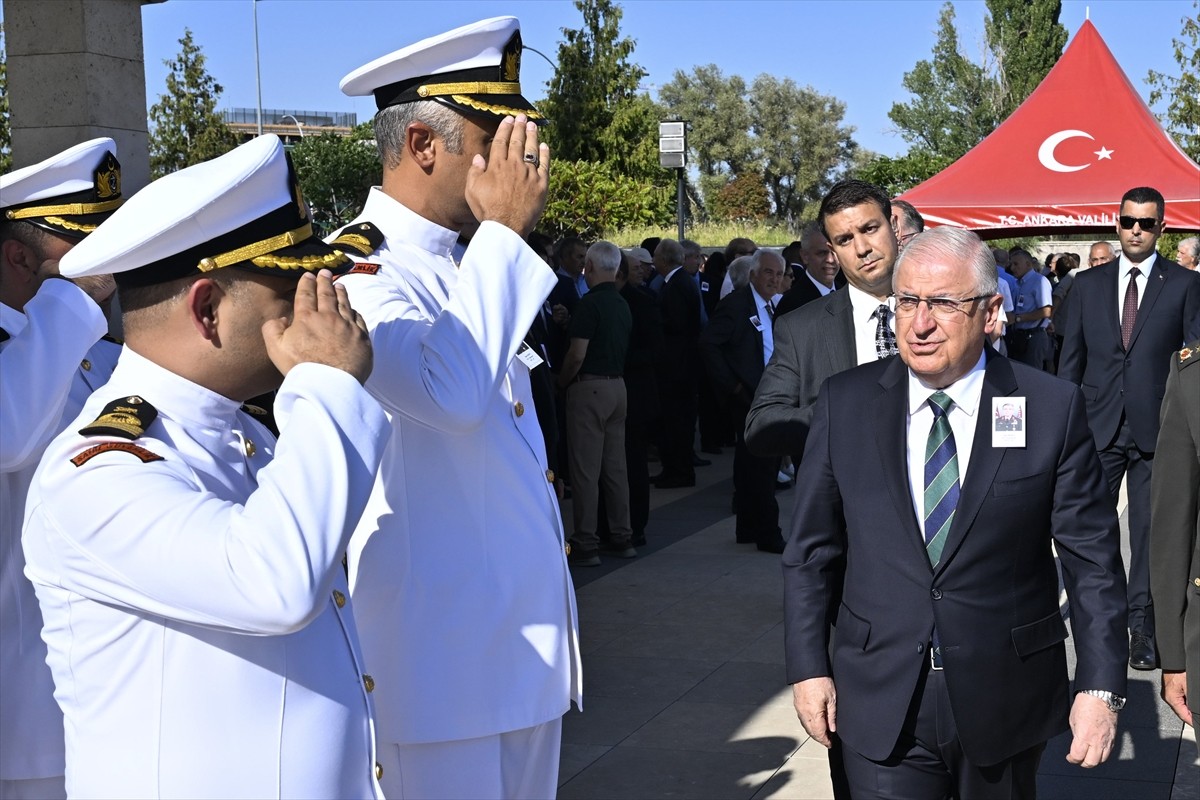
[416,80,520,97]
[5,197,124,220]
[195,222,347,272]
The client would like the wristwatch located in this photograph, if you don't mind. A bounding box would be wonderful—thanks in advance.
[1078,689,1126,712]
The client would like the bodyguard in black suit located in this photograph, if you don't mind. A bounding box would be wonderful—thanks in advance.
[787,227,1127,798]
[1059,186,1200,670]
[652,239,701,488]
[700,252,787,553]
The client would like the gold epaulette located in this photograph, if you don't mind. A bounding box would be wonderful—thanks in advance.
[78,395,158,440]
[330,221,384,257]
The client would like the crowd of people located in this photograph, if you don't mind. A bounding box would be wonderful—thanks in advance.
[2,12,1199,800]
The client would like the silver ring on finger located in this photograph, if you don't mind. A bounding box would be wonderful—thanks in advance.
[523,152,539,167]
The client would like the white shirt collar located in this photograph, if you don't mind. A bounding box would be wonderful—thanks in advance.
[665,265,685,282]
[114,346,243,429]
[847,282,889,322]
[0,300,28,337]
[906,350,987,418]
[361,187,458,264]
[1119,251,1157,274]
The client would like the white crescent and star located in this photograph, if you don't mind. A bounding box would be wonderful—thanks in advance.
[1037,130,1115,172]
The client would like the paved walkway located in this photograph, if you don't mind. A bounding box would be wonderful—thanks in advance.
[555,449,1199,798]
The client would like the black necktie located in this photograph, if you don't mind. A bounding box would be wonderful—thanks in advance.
[875,304,898,358]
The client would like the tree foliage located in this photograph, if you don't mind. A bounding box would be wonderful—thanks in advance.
[1147,0,1200,162]
[985,0,1067,120]
[541,159,672,240]
[658,64,756,181]
[148,29,238,178]
[540,0,645,166]
[289,122,380,236]
[0,23,10,173]
[855,151,953,197]
[710,171,770,222]
[750,75,856,222]
[887,0,1066,188]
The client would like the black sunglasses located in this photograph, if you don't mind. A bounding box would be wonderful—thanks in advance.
[1118,216,1160,231]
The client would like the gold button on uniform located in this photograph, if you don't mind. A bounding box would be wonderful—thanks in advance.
[546,470,555,483]
[332,590,346,608]
[376,762,383,780]
[363,674,375,692]
[514,401,525,417]
[1194,578,1200,588]
[81,359,92,371]
[243,438,256,458]
[564,542,572,556]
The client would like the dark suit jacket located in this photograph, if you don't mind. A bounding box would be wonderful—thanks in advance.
[1150,342,1200,716]
[621,283,664,420]
[745,287,856,458]
[783,351,1127,765]
[657,268,702,384]
[699,286,769,407]
[776,270,846,319]
[546,274,582,371]
[1058,255,1200,451]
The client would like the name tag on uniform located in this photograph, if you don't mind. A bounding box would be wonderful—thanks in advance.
[750,315,765,332]
[992,396,1026,448]
[515,342,544,370]
[701,281,710,292]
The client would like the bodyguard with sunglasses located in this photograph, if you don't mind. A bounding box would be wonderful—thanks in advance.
[1059,186,1200,672]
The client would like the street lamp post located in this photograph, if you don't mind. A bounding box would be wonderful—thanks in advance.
[253,0,263,136]
[279,114,305,140]
[659,121,688,242]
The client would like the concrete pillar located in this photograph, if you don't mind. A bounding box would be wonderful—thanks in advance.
[4,0,155,193]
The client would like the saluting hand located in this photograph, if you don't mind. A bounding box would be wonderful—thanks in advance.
[464,114,549,238]
[262,270,373,384]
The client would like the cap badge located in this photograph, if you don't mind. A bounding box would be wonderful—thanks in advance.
[94,152,121,201]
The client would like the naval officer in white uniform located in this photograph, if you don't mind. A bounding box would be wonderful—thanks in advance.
[22,135,391,798]
[334,17,581,798]
[1,138,126,800]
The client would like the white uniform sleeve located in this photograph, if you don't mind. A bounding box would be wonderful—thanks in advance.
[344,221,556,433]
[0,280,106,470]
[22,364,390,635]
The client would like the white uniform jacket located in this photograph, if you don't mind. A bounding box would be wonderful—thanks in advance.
[0,281,106,781]
[336,189,583,745]
[22,349,391,798]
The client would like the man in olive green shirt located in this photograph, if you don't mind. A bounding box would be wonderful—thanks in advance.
[558,241,633,566]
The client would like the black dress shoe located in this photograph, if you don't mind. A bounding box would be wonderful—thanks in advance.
[1129,632,1157,670]
[756,535,786,554]
[654,474,695,489]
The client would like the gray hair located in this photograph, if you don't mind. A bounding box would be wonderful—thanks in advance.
[747,249,783,277]
[894,227,998,298]
[727,255,754,289]
[655,238,684,268]
[587,241,622,273]
[374,100,466,169]
[1180,237,1200,260]
[681,239,702,257]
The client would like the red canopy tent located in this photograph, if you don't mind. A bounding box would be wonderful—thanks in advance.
[898,20,1200,238]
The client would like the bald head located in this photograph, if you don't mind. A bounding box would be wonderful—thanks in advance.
[1089,241,1114,267]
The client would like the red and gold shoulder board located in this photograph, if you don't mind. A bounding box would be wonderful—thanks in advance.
[79,395,158,440]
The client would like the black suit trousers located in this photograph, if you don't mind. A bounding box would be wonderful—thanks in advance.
[731,402,779,543]
[1098,416,1155,634]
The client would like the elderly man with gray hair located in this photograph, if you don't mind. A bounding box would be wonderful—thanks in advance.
[1177,236,1199,270]
[558,241,635,565]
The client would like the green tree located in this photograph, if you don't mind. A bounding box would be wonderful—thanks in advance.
[148,29,238,178]
[659,63,757,201]
[709,171,770,222]
[855,151,953,197]
[1147,1,1200,161]
[289,122,381,236]
[749,75,857,222]
[889,3,1001,160]
[541,159,672,240]
[0,23,11,173]
[985,0,1068,119]
[540,0,645,166]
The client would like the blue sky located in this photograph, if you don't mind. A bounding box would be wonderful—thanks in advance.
[132,0,1191,157]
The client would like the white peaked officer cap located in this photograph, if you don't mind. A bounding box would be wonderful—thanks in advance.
[341,16,544,123]
[1,138,123,239]
[59,135,354,288]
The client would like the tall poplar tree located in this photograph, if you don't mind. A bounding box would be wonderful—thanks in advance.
[148,29,237,178]
[1147,1,1200,161]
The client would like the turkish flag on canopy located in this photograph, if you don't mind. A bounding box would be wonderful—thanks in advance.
[898,20,1200,237]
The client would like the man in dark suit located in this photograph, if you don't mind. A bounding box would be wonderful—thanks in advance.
[746,180,900,465]
[1150,340,1200,727]
[776,222,844,319]
[700,250,787,553]
[652,238,701,488]
[786,226,1128,797]
[1058,185,1200,671]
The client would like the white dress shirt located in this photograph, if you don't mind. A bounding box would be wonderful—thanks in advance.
[0,280,106,782]
[335,189,582,745]
[905,351,987,539]
[1116,252,1156,321]
[751,286,775,365]
[805,270,835,297]
[847,283,896,367]
[23,350,390,798]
